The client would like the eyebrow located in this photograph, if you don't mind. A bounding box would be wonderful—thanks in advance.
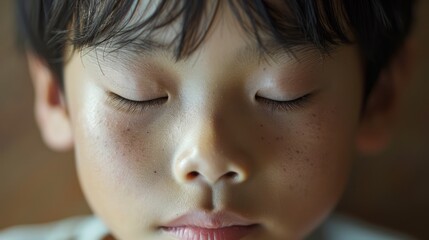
[234,41,330,66]
[92,37,332,66]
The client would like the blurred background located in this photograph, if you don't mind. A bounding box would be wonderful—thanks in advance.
[0,0,428,239]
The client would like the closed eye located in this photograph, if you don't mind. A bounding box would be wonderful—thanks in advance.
[255,94,311,112]
[107,92,168,114]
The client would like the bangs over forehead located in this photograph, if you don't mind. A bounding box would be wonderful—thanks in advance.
[18,0,414,100]
[70,0,351,59]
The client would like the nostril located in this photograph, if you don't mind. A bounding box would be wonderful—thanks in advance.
[225,171,238,180]
[186,171,199,180]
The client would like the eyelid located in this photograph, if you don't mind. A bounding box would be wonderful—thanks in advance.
[106,92,168,114]
[255,93,312,112]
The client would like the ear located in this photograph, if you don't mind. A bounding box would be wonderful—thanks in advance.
[27,53,74,151]
[356,38,415,155]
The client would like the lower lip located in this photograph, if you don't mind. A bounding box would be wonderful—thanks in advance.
[162,225,258,240]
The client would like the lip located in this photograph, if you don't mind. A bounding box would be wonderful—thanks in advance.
[160,211,259,240]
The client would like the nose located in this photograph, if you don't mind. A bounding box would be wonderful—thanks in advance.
[172,115,251,186]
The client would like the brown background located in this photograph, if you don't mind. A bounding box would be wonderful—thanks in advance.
[1,0,428,239]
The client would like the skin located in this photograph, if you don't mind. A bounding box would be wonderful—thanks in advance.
[29,3,409,240]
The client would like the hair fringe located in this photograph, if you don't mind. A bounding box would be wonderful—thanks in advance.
[16,0,415,102]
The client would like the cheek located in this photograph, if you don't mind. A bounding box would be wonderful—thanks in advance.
[71,98,176,238]
[242,105,358,238]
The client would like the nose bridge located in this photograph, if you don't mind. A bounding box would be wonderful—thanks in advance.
[172,106,250,185]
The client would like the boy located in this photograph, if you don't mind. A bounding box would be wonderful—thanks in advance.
[2,0,415,239]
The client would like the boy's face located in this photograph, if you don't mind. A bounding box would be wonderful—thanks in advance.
[58,5,364,240]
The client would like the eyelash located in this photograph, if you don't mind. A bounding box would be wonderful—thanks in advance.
[255,94,311,112]
[107,92,168,114]
[107,92,311,114]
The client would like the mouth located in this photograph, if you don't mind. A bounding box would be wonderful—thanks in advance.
[160,211,259,240]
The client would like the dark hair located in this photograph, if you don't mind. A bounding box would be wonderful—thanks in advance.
[16,0,415,104]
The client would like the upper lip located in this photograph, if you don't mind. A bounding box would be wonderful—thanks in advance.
[161,211,257,229]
